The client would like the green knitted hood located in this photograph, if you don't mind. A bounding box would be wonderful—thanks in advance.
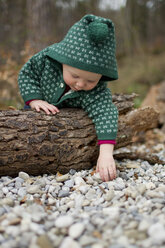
[46,14,118,81]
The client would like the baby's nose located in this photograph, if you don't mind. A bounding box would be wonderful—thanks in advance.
[76,80,85,89]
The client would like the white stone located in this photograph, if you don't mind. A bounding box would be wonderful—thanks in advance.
[138,219,150,231]
[92,173,102,183]
[148,222,165,245]
[27,185,40,194]
[0,198,14,207]
[85,188,97,200]
[48,185,55,193]
[102,207,119,220]
[18,171,30,181]
[2,187,9,194]
[78,185,89,194]
[116,235,129,246]
[91,244,105,248]
[146,190,164,198]
[6,226,21,236]
[79,235,96,246]
[18,187,27,197]
[29,222,44,235]
[74,176,86,186]
[56,174,69,182]
[66,200,75,208]
[82,199,90,207]
[74,194,84,209]
[48,198,56,205]
[114,178,125,190]
[137,184,146,195]
[65,179,74,188]
[69,223,85,239]
[55,215,73,228]
[59,237,80,248]
[35,178,46,187]
[124,187,138,199]
[156,185,165,193]
[145,182,156,190]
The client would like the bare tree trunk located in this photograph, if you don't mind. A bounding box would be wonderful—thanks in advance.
[0,94,159,177]
[26,0,55,51]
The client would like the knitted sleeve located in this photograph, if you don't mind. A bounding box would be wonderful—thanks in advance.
[18,48,49,103]
[81,83,118,140]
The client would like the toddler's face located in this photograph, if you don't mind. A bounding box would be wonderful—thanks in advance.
[62,64,102,91]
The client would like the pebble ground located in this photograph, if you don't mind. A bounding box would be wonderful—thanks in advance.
[0,157,165,248]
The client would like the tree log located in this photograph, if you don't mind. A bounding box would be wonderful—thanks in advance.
[0,94,159,176]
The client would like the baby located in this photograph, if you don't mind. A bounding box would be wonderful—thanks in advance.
[18,14,118,181]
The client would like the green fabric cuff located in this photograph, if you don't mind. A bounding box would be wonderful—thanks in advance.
[23,93,43,103]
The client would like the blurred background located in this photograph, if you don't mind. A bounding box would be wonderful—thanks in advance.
[0,0,165,109]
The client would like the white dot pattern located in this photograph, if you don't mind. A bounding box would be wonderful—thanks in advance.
[47,14,118,80]
[18,14,119,140]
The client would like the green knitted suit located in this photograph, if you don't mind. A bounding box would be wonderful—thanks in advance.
[18,14,118,140]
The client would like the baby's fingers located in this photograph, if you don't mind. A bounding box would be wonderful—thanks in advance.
[36,105,51,115]
[48,105,60,114]
[108,166,116,181]
[100,168,109,182]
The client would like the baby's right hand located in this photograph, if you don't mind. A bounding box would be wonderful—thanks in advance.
[29,100,60,115]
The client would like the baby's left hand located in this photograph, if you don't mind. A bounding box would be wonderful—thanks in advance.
[96,153,117,181]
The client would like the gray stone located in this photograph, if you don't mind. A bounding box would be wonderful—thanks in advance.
[18,187,27,197]
[69,169,76,175]
[64,179,74,188]
[58,190,70,198]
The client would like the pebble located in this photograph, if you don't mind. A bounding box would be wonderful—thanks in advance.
[69,169,76,175]
[138,219,151,231]
[2,187,9,194]
[0,198,14,207]
[18,187,27,197]
[64,179,74,188]
[58,190,70,198]
[55,215,73,228]
[56,174,69,182]
[148,222,165,245]
[74,176,86,186]
[68,222,85,239]
[27,185,41,194]
[0,155,165,248]
[18,171,30,181]
[59,237,80,248]
[104,188,114,200]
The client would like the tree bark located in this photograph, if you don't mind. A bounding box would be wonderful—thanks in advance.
[0,94,159,176]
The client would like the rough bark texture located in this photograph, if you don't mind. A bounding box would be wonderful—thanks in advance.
[142,81,165,132]
[0,94,159,176]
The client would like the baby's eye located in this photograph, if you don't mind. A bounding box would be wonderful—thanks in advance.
[72,74,79,79]
[88,80,95,83]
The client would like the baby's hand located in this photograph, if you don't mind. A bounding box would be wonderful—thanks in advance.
[96,144,117,181]
[29,100,60,115]
[96,154,116,181]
